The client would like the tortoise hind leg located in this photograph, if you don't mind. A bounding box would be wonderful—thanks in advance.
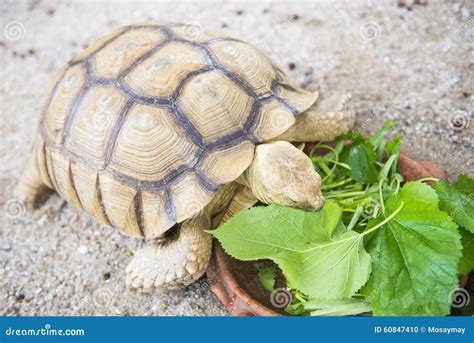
[14,142,52,209]
[126,213,212,292]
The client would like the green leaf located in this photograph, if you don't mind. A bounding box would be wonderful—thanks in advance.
[378,154,397,181]
[436,174,474,233]
[362,182,462,316]
[369,119,396,150]
[376,138,387,161]
[305,298,372,316]
[339,141,379,183]
[386,134,401,157]
[458,227,474,275]
[210,201,371,299]
[386,135,402,176]
[256,263,277,292]
[285,301,308,316]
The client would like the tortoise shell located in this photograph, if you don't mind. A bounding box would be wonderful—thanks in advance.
[36,22,318,239]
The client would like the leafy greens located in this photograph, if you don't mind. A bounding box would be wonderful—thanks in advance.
[209,120,472,316]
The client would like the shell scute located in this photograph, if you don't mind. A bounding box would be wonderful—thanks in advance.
[43,64,87,145]
[65,86,128,165]
[124,41,210,99]
[108,103,199,182]
[88,28,167,79]
[208,40,276,96]
[177,71,254,144]
[38,23,317,238]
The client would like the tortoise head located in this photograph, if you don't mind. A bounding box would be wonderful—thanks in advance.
[241,141,325,211]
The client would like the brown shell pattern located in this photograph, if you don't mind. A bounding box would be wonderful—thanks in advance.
[37,22,318,238]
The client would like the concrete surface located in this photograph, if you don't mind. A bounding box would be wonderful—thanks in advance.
[0,0,472,315]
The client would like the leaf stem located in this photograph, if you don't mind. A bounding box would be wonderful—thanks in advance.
[347,205,363,231]
[378,179,386,214]
[316,161,333,176]
[320,178,353,190]
[327,191,367,198]
[361,202,405,237]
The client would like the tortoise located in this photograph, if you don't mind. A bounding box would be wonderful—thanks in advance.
[15,22,355,292]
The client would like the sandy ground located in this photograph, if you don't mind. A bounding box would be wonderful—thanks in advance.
[0,0,473,316]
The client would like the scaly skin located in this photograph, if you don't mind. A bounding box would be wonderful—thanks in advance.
[126,213,213,292]
[125,183,239,293]
[219,185,258,224]
[277,93,355,142]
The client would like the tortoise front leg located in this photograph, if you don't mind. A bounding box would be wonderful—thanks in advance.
[126,184,239,292]
[126,213,212,292]
[238,141,324,211]
[276,93,355,142]
[216,185,258,226]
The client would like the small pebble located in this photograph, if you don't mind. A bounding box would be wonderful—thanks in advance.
[291,14,300,21]
[38,214,48,226]
[77,245,88,254]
